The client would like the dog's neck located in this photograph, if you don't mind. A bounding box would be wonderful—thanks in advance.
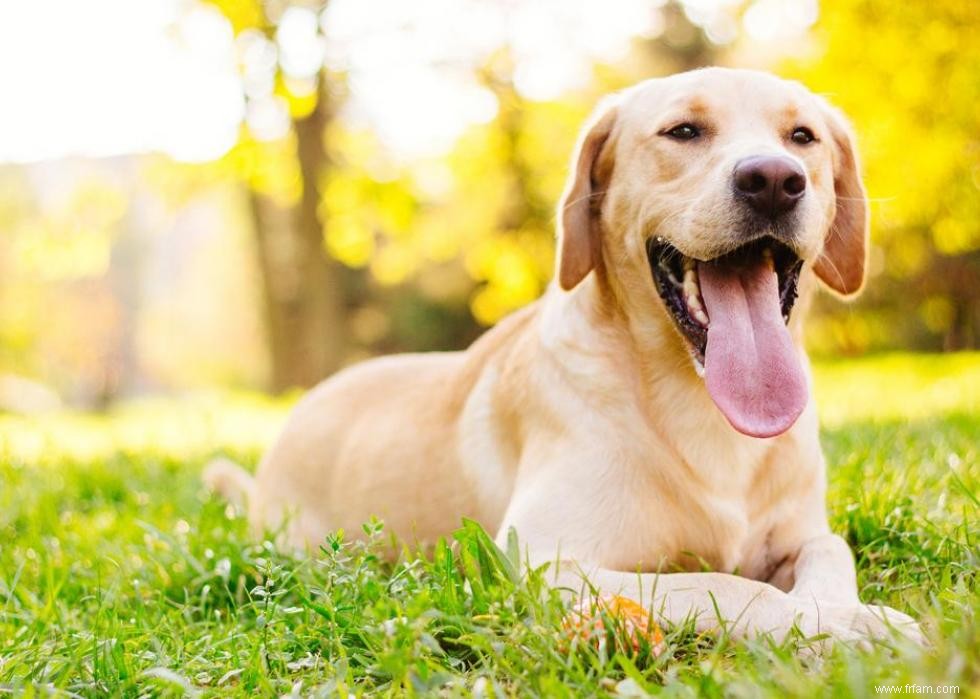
[539,273,704,394]
[544,271,702,374]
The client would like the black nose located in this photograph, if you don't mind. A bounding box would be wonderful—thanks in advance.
[733,156,806,218]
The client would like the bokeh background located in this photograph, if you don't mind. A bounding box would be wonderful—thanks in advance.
[1,0,977,410]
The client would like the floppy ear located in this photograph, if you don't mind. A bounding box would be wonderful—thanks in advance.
[556,100,618,291]
[813,105,869,296]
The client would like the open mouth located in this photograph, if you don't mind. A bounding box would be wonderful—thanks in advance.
[646,235,807,438]
[646,236,803,366]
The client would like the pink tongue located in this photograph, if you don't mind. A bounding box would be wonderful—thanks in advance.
[698,259,807,438]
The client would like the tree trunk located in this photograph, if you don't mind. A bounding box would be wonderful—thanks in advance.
[250,98,348,392]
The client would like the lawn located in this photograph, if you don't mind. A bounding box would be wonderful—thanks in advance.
[1,353,977,697]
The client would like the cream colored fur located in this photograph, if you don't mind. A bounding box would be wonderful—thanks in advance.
[205,68,921,646]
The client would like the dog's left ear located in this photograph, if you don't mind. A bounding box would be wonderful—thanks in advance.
[556,99,619,291]
[813,103,869,296]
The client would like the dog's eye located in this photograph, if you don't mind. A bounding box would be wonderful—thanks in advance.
[790,127,815,145]
[665,123,700,141]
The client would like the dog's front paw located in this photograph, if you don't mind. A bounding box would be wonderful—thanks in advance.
[810,602,925,648]
[844,604,925,646]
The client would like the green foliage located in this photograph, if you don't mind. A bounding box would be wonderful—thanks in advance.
[1,354,977,696]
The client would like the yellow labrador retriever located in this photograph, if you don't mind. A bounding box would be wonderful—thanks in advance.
[207,68,921,644]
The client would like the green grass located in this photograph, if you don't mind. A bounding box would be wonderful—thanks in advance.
[1,353,977,697]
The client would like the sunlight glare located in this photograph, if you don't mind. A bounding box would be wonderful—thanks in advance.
[743,0,818,41]
[0,0,696,163]
[0,0,242,163]
[277,7,325,80]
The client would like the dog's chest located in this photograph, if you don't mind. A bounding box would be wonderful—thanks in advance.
[599,433,779,575]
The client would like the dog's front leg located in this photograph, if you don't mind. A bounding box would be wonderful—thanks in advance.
[545,558,924,645]
[790,533,859,605]
[547,561,839,642]
[788,534,924,644]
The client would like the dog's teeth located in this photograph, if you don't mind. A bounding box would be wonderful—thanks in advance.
[682,269,697,296]
[682,256,695,272]
[682,267,700,296]
[682,267,709,327]
[689,301,709,327]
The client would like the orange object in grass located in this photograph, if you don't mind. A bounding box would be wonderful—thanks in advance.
[562,595,665,656]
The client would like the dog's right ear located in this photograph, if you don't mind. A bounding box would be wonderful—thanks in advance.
[556,100,618,291]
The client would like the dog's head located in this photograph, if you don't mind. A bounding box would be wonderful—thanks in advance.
[556,68,867,438]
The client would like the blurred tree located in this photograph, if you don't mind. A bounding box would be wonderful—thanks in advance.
[207,0,355,391]
[788,0,979,352]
